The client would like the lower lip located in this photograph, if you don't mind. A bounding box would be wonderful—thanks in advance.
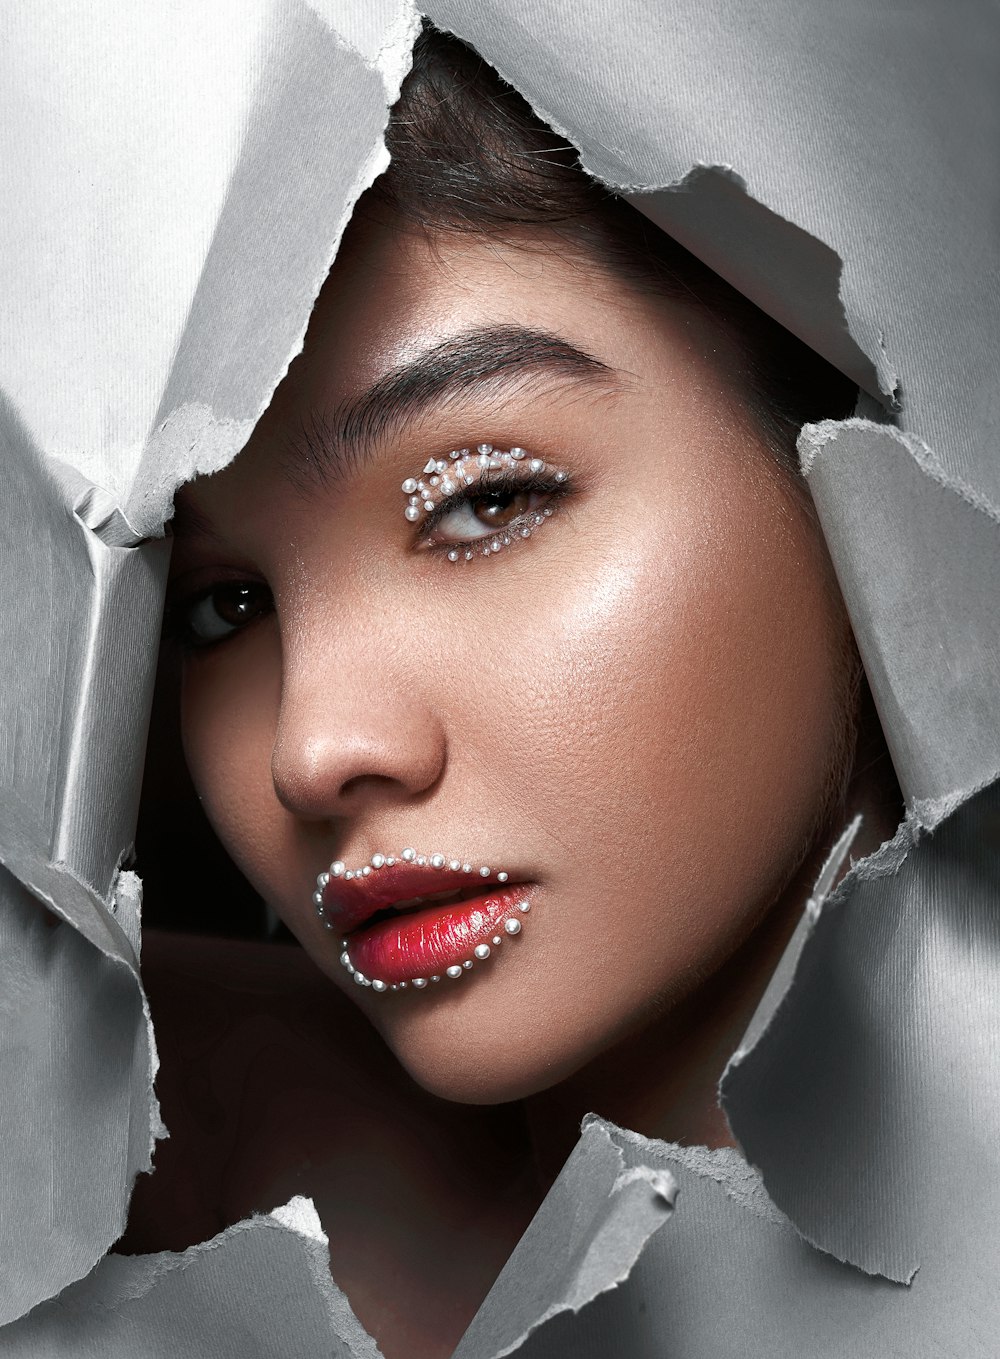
[343,884,534,986]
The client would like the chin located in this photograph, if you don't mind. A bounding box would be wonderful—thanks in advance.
[371,992,597,1106]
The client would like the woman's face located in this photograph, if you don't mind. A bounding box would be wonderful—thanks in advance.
[169,211,854,1104]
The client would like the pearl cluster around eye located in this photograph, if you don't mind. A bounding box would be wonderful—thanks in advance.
[313,849,531,994]
[401,443,568,562]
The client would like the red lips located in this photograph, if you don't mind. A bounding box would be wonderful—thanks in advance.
[321,859,507,936]
[320,857,536,988]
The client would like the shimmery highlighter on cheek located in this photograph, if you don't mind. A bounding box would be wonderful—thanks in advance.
[400,443,571,562]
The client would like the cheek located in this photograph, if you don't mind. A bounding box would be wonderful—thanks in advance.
[179,631,284,889]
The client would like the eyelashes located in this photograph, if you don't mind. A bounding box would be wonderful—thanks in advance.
[166,443,574,651]
[401,444,575,564]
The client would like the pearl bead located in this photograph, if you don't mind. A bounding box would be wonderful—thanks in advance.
[361,865,372,876]
[447,550,459,561]
[497,872,508,882]
[463,960,473,969]
[446,965,463,979]
[431,975,442,982]
[354,971,368,985]
[518,900,531,912]
[399,980,408,988]
[479,866,490,877]
[430,853,445,868]
[416,855,426,865]
[422,500,434,513]
[474,944,491,960]
[492,936,502,946]
[504,918,522,936]
[316,871,330,888]
[423,458,437,473]
[312,890,324,906]
[510,447,526,459]
[371,853,385,868]
[372,980,388,992]
[402,848,416,861]
[463,863,473,873]
[412,978,428,988]
[344,871,354,880]
[330,861,346,877]
[449,860,461,871]
[401,478,417,493]
[477,443,493,454]
[529,458,545,473]
[340,951,351,968]
[555,470,568,482]
[405,505,420,521]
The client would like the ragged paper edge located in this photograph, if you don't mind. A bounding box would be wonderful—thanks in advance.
[716,801,963,1286]
[454,1117,675,1359]
[800,415,1000,827]
[129,7,421,539]
[799,417,1000,528]
[418,10,897,412]
[30,1195,381,1359]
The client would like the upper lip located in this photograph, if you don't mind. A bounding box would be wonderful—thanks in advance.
[322,860,516,935]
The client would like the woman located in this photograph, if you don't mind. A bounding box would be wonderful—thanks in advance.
[131,23,902,1359]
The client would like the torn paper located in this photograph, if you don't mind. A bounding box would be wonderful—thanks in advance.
[452,1117,675,1359]
[0,1198,381,1359]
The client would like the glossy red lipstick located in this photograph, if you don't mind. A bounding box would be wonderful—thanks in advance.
[316,850,535,992]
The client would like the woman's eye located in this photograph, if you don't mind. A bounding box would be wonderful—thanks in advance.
[433,487,545,541]
[174,581,273,647]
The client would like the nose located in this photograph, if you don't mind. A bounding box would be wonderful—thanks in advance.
[270,632,446,822]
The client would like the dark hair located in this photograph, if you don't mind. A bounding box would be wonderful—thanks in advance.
[364,22,857,468]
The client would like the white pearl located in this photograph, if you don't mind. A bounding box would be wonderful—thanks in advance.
[344,871,354,880]
[555,471,568,482]
[474,944,491,960]
[477,443,493,454]
[463,960,474,969]
[423,458,438,473]
[402,848,416,861]
[479,866,491,877]
[430,853,445,868]
[431,975,442,982]
[316,871,330,888]
[340,951,351,968]
[399,980,408,988]
[497,871,508,882]
[354,972,368,985]
[520,527,532,537]
[492,936,502,946]
[529,458,545,473]
[417,855,426,865]
[412,978,428,988]
[330,861,346,877]
[371,853,385,868]
[372,979,388,992]
[405,505,420,521]
[401,478,418,493]
[504,918,522,936]
[312,890,324,906]
[362,865,372,876]
[422,500,434,513]
[463,863,473,873]
[449,860,461,871]
[446,965,463,979]
[518,900,530,912]
[510,447,526,459]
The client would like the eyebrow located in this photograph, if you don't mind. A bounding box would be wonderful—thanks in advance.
[278,323,625,495]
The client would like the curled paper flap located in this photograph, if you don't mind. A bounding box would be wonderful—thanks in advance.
[453,1117,675,1359]
[722,777,1000,1284]
[0,1200,381,1359]
[802,419,1000,821]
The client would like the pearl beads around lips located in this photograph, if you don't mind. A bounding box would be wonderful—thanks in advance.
[399,444,569,563]
[323,848,530,995]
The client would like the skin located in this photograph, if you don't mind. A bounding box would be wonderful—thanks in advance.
[160,209,901,1356]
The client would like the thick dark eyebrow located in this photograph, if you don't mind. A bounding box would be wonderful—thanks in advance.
[279,323,625,495]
